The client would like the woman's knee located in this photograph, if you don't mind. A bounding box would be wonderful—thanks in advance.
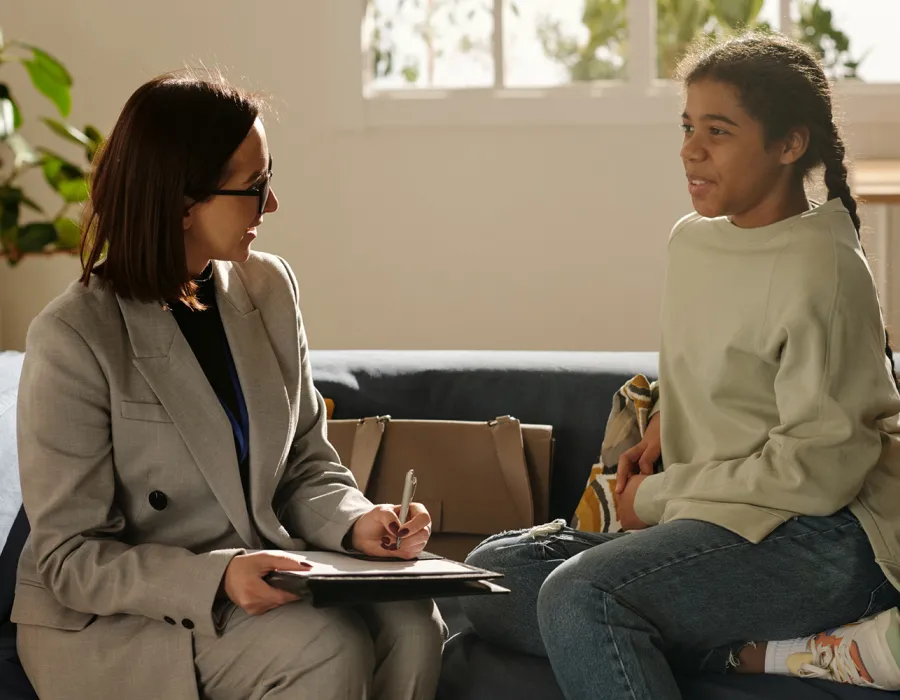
[316,609,377,675]
[371,599,447,660]
[262,605,376,692]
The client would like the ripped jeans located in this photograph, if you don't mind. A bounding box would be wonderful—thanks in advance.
[461,510,900,700]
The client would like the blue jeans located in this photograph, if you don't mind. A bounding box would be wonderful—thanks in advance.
[461,511,900,700]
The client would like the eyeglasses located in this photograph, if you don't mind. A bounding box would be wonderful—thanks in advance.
[210,155,273,217]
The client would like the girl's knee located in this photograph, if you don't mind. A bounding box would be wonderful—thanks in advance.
[465,530,544,571]
[536,558,601,636]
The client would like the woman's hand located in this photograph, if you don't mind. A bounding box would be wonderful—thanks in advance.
[350,503,433,560]
[223,551,310,616]
[616,412,661,495]
[616,473,650,531]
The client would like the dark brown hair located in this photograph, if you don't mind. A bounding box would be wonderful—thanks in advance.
[80,69,265,307]
[677,32,899,390]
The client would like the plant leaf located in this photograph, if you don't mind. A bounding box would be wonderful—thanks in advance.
[42,153,89,202]
[21,46,73,117]
[6,133,40,168]
[41,117,91,147]
[11,95,22,130]
[20,195,43,213]
[17,222,58,253]
[59,178,89,203]
[0,195,20,235]
[83,124,104,162]
[401,64,420,83]
[0,185,44,215]
[54,217,81,249]
[711,0,764,29]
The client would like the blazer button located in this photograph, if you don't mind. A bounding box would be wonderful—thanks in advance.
[148,491,168,511]
[164,616,176,625]
[181,619,195,630]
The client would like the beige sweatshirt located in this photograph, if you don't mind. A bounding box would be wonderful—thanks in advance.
[634,198,900,588]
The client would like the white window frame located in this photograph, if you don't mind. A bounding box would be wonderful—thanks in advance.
[326,0,900,130]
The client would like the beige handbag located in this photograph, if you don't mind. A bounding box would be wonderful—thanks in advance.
[327,416,553,562]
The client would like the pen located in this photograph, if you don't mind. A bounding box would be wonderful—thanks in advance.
[395,469,417,550]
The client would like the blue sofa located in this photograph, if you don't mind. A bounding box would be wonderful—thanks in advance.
[0,348,896,700]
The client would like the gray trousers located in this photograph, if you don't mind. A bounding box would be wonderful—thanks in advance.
[194,598,447,700]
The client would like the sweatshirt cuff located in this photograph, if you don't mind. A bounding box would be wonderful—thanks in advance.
[633,472,666,525]
[649,383,661,419]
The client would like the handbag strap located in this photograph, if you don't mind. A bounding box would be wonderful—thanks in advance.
[490,416,535,526]
[349,416,389,494]
[348,415,535,527]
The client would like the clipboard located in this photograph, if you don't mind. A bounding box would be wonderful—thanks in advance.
[262,550,509,607]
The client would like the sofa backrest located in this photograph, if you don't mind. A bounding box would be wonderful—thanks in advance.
[309,350,659,522]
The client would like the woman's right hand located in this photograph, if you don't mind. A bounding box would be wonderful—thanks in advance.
[223,551,310,616]
[615,412,661,495]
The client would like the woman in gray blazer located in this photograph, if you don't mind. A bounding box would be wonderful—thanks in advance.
[12,71,446,700]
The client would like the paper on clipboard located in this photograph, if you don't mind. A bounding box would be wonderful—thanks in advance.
[281,551,480,578]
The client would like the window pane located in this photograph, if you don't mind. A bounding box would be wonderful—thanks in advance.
[793,0,900,82]
[503,0,628,87]
[656,0,780,78]
[363,0,494,90]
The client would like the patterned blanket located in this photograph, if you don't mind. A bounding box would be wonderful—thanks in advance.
[572,374,660,533]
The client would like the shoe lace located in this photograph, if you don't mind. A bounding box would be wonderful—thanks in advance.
[797,640,878,688]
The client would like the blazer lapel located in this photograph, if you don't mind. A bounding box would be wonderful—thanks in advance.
[214,262,293,541]
[117,295,259,548]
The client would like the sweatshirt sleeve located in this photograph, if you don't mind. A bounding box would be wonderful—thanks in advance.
[635,229,900,525]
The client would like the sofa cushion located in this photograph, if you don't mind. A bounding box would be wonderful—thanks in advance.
[438,630,900,700]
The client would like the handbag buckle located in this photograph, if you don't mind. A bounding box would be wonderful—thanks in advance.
[358,415,391,424]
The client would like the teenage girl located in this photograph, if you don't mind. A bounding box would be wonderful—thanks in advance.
[461,33,900,699]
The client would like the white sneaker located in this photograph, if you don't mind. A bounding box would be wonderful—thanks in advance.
[786,608,900,690]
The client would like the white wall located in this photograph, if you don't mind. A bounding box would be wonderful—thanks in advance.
[2,1,899,352]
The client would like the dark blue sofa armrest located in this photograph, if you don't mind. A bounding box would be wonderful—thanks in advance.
[0,620,37,700]
[0,507,29,624]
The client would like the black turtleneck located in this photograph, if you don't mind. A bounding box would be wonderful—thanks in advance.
[169,265,249,496]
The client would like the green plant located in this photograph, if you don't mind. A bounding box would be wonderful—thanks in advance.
[539,0,863,82]
[367,0,503,86]
[797,0,867,79]
[0,25,103,265]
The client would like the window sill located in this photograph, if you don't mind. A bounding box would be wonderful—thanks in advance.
[352,81,900,129]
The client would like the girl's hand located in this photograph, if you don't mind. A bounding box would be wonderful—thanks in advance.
[616,412,661,494]
[616,474,650,531]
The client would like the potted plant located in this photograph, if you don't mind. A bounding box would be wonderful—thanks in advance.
[0,25,103,266]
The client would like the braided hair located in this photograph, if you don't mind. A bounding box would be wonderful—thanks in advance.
[677,33,900,391]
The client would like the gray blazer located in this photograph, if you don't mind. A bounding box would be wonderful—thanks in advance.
[12,252,373,698]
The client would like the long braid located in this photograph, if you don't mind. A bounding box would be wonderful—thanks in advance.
[821,124,900,391]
